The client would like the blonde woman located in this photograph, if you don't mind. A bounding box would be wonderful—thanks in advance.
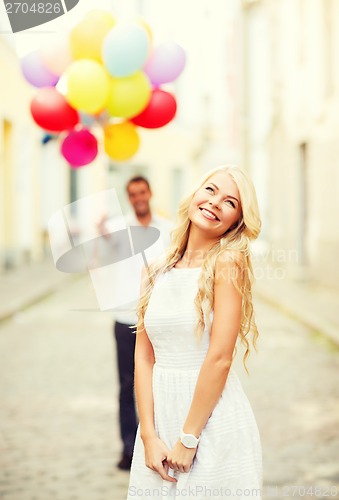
[127,165,263,499]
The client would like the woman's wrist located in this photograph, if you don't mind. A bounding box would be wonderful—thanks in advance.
[182,424,202,439]
[140,428,157,442]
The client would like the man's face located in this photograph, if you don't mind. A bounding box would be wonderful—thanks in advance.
[127,181,152,217]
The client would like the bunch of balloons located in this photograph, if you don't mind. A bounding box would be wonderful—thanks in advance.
[21,10,186,167]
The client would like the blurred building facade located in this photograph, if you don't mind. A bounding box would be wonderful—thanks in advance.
[0,37,48,270]
[243,0,339,288]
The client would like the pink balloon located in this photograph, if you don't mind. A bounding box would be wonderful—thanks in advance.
[143,42,186,85]
[40,37,73,76]
[61,129,98,168]
[21,51,59,88]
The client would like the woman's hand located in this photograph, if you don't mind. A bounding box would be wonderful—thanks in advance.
[166,439,197,473]
[142,435,177,482]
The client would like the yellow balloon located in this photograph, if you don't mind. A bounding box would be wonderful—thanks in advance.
[65,59,110,114]
[104,122,140,161]
[70,10,115,62]
[106,71,151,118]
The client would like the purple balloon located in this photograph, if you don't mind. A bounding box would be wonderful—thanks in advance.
[61,129,98,168]
[21,50,59,88]
[143,42,186,86]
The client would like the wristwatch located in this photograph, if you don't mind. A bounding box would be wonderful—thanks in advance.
[180,429,200,448]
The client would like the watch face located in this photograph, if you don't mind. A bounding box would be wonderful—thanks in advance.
[183,435,197,448]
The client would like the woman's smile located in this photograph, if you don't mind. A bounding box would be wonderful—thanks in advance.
[199,207,220,221]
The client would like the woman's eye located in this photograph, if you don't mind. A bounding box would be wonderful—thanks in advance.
[225,200,235,208]
[205,186,214,192]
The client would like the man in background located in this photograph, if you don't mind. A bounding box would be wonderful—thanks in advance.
[98,176,172,470]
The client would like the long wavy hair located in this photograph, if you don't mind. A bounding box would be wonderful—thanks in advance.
[135,165,262,372]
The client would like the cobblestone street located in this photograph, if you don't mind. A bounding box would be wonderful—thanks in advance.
[0,274,338,500]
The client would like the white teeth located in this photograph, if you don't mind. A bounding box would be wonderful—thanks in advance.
[201,208,217,220]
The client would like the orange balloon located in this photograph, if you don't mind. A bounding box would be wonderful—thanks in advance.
[104,122,140,161]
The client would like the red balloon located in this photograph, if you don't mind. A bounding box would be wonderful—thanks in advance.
[30,87,79,132]
[61,129,98,168]
[131,89,177,128]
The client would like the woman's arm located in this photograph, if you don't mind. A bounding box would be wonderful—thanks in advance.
[134,267,177,482]
[166,254,243,472]
[134,319,156,440]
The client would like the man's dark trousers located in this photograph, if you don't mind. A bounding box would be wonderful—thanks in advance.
[114,321,138,456]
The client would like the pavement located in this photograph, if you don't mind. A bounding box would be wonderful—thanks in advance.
[1,254,339,347]
[252,256,339,347]
[0,255,80,324]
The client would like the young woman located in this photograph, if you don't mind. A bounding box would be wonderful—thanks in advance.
[127,165,263,499]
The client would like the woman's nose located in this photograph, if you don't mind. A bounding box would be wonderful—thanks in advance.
[209,197,220,209]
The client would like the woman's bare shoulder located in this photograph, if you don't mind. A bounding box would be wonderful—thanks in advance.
[216,249,245,267]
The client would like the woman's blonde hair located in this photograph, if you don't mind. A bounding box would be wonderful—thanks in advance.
[135,165,262,372]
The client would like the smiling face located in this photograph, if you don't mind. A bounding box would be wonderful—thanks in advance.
[127,180,152,217]
[188,171,242,238]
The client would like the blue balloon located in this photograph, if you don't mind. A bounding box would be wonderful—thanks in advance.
[102,23,149,78]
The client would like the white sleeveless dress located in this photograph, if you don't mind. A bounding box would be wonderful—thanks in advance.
[127,267,263,500]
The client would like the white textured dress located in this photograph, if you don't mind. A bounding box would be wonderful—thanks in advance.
[127,267,262,500]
